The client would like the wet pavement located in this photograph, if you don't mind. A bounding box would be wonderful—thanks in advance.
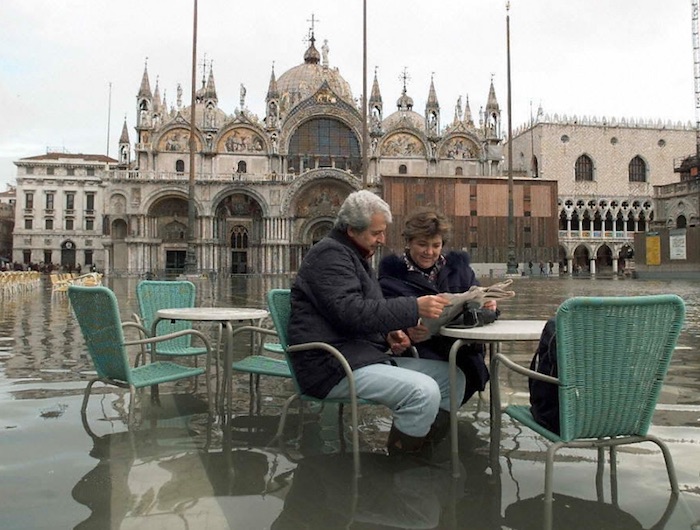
[1,275,699,529]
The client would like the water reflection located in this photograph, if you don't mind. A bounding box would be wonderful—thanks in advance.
[0,276,699,529]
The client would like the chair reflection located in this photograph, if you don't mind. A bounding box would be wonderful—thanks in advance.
[73,398,293,529]
[503,492,678,530]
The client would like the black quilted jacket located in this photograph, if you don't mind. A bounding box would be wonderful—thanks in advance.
[288,228,419,398]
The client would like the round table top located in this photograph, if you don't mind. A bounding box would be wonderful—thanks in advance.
[156,307,268,322]
[439,319,547,341]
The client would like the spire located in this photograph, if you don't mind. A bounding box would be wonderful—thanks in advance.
[152,76,161,111]
[425,74,439,111]
[425,74,440,136]
[266,63,279,100]
[369,67,382,107]
[118,116,131,167]
[137,59,152,99]
[484,76,501,138]
[119,118,130,144]
[486,77,500,113]
[204,64,218,102]
[464,94,474,126]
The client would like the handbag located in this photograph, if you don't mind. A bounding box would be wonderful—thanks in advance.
[461,301,500,328]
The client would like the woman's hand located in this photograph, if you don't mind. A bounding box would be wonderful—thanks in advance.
[407,323,430,344]
[387,330,411,354]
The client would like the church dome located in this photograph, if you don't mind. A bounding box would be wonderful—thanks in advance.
[276,36,354,112]
[383,109,425,131]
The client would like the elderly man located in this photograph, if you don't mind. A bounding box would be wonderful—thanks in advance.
[288,190,466,456]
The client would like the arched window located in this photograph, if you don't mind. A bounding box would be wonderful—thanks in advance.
[455,166,463,176]
[237,160,247,173]
[531,155,539,178]
[398,164,408,175]
[574,154,593,181]
[231,225,249,249]
[288,118,361,174]
[628,156,646,182]
[677,215,687,228]
[175,159,185,173]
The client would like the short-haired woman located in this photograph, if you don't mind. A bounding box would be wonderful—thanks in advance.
[379,206,496,405]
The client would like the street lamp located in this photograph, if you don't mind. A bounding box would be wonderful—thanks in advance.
[185,0,198,273]
[361,0,369,188]
[505,1,518,274]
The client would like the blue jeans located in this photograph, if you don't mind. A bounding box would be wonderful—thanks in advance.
[326,357,466,438]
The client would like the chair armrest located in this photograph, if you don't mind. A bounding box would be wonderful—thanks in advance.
[231,325,279,339]
[122,320,150,366]
[122,320,149,337]
[492,352,559,385]
[288,342,359,398]
[125,328,212,350]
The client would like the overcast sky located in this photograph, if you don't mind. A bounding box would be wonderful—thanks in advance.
[1,0,696,189]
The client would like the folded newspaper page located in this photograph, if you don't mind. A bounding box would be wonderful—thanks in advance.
[420,279,515,336]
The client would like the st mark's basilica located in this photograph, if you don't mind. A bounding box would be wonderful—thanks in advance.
[105,27,507,275]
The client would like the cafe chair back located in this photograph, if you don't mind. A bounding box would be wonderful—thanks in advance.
[135,280,210,389]
[266,288,382,477]
[490,294,685,530]
[68,285,212,427]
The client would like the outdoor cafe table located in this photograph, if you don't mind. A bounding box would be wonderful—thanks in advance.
[440,319,548,477]
[153,307,269,422]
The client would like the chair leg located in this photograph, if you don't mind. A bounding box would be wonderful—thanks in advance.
[646,434,680,494]
[81,379,98,415]
[544,442,563,530]
[348,399,361,477]
[269,394,300,445]
[337,404,347,453]
[127,386,137,427]
[544,442,564,504]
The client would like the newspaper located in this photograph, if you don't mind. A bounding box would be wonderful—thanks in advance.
[420,279,516,336]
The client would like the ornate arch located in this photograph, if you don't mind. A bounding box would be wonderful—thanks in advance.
[281,168,361,216]
[278,94,363,155]
[211,187,270,218]
[298,216,336,245]
[140,187,205,216]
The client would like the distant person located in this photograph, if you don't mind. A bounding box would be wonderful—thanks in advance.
[528,261,533,275]
[288,190,466,458]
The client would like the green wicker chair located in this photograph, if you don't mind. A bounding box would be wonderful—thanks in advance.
[229,322,292,414]
[490,294,685,527]
[135,280,211,389]
[266,288,385,477]
[69,285,212,426]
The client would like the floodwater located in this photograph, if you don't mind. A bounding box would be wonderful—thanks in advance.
[1,275,699,530]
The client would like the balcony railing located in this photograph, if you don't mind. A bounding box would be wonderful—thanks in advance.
[108,170,296,183]
[559,230,634,241]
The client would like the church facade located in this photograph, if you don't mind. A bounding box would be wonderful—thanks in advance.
[101,30,509,275]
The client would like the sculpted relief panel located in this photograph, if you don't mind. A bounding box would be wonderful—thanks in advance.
[440,136,479,159]
[157,128,202,152]
[218,128,265,153]
[380,133,426,157]
[294,183,346,218]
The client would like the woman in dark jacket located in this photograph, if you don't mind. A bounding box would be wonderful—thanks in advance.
[379,207,496,403]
